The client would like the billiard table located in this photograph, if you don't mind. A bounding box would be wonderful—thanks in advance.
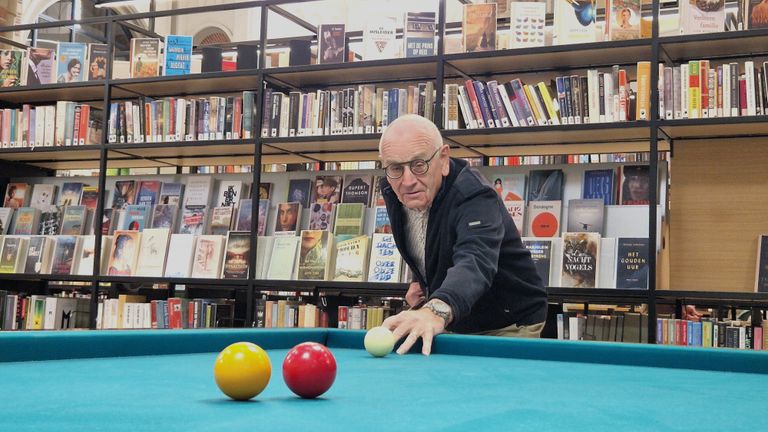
[2,328,767,431]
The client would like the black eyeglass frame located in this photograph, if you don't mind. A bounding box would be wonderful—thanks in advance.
[382,148,442,179]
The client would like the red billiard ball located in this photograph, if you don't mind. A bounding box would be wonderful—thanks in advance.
[282,342,337,399]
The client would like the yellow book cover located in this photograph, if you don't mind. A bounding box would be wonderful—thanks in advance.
[635,61,651,120]
[523,84,545,125]
[688,60,701,119]
[537,82,561,125]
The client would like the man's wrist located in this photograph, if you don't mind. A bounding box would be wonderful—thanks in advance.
[423,299,453,326]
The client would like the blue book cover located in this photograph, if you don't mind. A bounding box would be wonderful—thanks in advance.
[163,35,192,76]
[120,204,152,231]
[404,12,436,57]
[582,169,616,205]
[56,42,88,83]
[615,237,649,289]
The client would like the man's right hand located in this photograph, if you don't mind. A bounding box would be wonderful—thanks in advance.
[405,282,425,308]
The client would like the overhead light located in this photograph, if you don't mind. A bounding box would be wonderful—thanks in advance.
[94,0,151,8]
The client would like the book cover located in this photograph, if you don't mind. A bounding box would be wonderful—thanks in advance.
[266,236,300,280]
[191,235,225,278]
[274,202,301,235]
[404,11,436,57]
[180,205,207,235]
[151,204,178,230]
[0,236,25,273]
[135,228,170,277]
[0,208,12,234]
[288,178,312,208]
[341,174,373,205]
[492,173,526,201]
[51,235,79,275]
[86,44,108,81]
[182,176,212,207]
[297,230,333,280]
[333,203,365,236]
[374,206,392,234]
[567,199,604,233]
[136,180,161,206]
[582,169,616,205]
[4,183,29,208]
[746,0,768,29]
[553,0,597,45]
[59,182,84,206]
[60,205,87,235]
[11,208,39,235]
[222,231,250,279]
[620,165,650,205]
[111,180,136,209]
[463,3,497,52]
[119,204,151,231]
[30,184,57,209]
[364,16,398,60]
[163,234,196,278]
[235,198,253,232]
[609,0,642,40]
[615,237,649,289]
[130,38,161,78]
[25,47,55,85]
[159,182,184,205]
[80,186,100,210]
[506,200,525,233]
[372,176,386,207]
[56,42,87,83]
[0,49,23,87]
[107,230,141,276]
[311,175,343,204]
[509,2,547,48]
[24,236,53,275]
[527,169,564,201]
[163,35,193,76]
[367,233,403,283]
[756,234,768,292]
[209,206,234,236]
[561,232,600,288]
[309,202,335,231]
[258,183,273,200]
[333,235,370,281]
[318,24,345,64]
[75,235,95,276]
[215,180,244,208]
[256,199,269,236]
[522,238,554,286]
[527,201,562,238]
[39,205,62,235]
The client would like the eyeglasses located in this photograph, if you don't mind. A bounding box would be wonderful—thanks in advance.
[383,148,441,179]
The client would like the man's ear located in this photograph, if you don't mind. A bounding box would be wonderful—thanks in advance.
[441,145,450,176]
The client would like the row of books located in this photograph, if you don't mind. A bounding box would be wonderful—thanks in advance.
[656,318,768,350]
[337,305,393,330]
[0,292,90,331]
[253,299,330,329]
[445,63,650,131]
[485,152,661,166]
[260,83,435,138]
[0,102,102,148]
[556,312,650,343]
[656,60,768,120]
[96,295,234,330]
[107,92,258,144]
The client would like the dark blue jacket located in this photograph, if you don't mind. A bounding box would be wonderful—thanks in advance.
[382,157,548,333]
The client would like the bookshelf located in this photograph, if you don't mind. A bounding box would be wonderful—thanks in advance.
[0,0,766,341]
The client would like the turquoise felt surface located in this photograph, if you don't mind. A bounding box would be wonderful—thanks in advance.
[2,329,768,431]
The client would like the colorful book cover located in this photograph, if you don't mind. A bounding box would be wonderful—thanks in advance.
[333,235,370,281]
[364,16,398,61]
[111,180,136,209]
[163,35,193,76]
[746,0,768,29]
[463,3,497,53]
[526,201,561,238]
[120,204,151,231]
[311,175,343,204]
[0,237,24,273]
[151,204,178,230]
[222,231,250,279]
[561,232,600,288]
[56,42,87,83]
[522,238,554,286]
[287,179,312,208]
[309,202,335,231]
[615,237,649,289]
[4,183,29,208]
[136,180,161,207]
[582,169,616,205]
[527,169,564,201]
[87,44,108,81]
[374,206,392,234]
[25,47,56,85]
[180,206,207,235]
[0,49,23,87]
[367,233,402,283]
[12,208,38,235]
[756,234,768,293]
[258,183,272,200]
[274,202,301,235]
[609,0,642,40]
[297,230,332,280]
[492,174,526,202]
[620,165,650,205]
[159,182,184,205]
[509,2,547,48]
[107,230,141,276]
[51,235,79,275]
[318,24,346,64]
[404,12,436,57]
[553,0,597,45]
[80,186,100,211]
[566,199,604,233]
[130,38,161,78]
[235,199,253,232]
[341,174,373,205]
[372,176,386,207]
[59,182,84,206]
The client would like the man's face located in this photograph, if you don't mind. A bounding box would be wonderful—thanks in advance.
[0,51,12,70]
[278,204,297,228]
[379,127,448,211]
[71,64,81,79]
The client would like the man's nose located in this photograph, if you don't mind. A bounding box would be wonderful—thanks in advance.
[400,167,418,185]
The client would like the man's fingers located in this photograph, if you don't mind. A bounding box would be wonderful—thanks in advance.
[421,328,435,356]
[397,331,420,355]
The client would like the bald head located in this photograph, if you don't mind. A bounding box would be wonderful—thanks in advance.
[378,114,442,158]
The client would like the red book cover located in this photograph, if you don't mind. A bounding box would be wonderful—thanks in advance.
[682,320,688,346]
[222,60,236,71]
[618,69,628,121]
[233,97,242,138]
[79,104,90,145]
[464,79,485,127]
[700,60,709,116]
[150,300,157,329]
[739,78,747,115]
[167,297,182,329]
[169,97,175,140]
[337,306,348,329]
[188,301,195,328]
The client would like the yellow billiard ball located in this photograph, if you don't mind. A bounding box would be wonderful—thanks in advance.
[364,326,396,357]
[213,342,271,400]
